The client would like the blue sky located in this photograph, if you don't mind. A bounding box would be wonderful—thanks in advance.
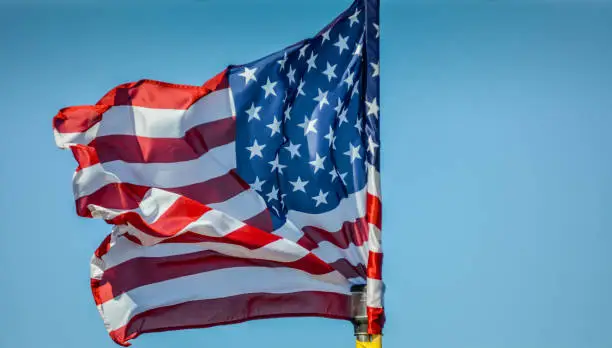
[1,1,611,347]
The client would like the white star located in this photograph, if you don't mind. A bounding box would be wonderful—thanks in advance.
[298,115,318,135]
[284,104,293,120]
[309,153,326,173]
[355,116,363,135]
[330,169,339,182]
[284,141,302,159]
[261,78,278,99]
[266,185,279,202]
[349,9,361,27]
[334,34,349,55]
[344,71,355,89]
[368,135,379,156]
[313,89,329,110]
[289,176,309,193]
[354,42,363,56]
[245,103,262,122]
[322,62,338,82]
[266,116,282,136]
[338,107,349,126]
[373,23,380,39]
[246,139,266,159]
[324,126,336,149]
[287,65,296,85]
[321,28,331,45]
[334,98,344,114]
[366,97,379,118]
[297,79,306,96]
[339,172,348,185]
[250,176,265,192]
[312,190,329,207]
[269,154,287,174]
[277,52,288,71]
[306,52,318,72]
[371,61,380,78]
[238,66,257,85]
[344,143,362,163]
[299,43,310,60]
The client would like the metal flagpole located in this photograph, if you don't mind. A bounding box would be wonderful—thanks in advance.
[351,285,382,348]
[355,0,383,346]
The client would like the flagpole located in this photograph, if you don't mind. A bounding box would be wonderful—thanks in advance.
[351,285,382,348]
[357,0,383,345]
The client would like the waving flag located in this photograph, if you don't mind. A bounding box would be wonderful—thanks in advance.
[53,0,382,346]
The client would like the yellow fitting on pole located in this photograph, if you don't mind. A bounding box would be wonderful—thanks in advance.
[356,334,382,348]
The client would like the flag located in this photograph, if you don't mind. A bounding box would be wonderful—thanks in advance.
[53,0,382,345]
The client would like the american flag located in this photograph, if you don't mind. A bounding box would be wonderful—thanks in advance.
[53,0,382,346]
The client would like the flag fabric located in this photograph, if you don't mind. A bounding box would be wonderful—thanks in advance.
[53,0,382,346]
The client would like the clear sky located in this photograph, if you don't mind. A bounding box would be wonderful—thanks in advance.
[1,0,611,347]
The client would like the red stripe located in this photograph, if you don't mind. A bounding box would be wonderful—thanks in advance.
[53,70,228,134]
[53,105,109,134]
[298,216,369,250]
[71,144,100,170]
[328,258,366,280]
[202,69,230,91]
[94,234,113,258]
[107,291,351,347]
[366,193,382,229]
[166,169,249,205]
[86,116,235,167]
[243,209,274,233]
[366,251,383,280]
[76,183,151,218]
[91,248,337,305]
[161,224,280,249]
[367,306,385,335]
[97,70,228,109]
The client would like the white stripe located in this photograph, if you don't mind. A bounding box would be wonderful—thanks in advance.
[99,234,309,271]
[186,208,250,237]
[272,220,303,243]
[208,189,267,222]
[312,242,368,266]
[98,267,350,331]
[228,87,237,117]
[286,187,366,233]
[73,142,236,199]
[368,224,382,253]
[96,88,231,139]
[366,278,384,308]
[367,165,381,199]
[54,124,100,148]
[90,255,105,280]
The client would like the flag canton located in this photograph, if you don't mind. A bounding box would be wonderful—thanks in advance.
[230,1,379,226]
